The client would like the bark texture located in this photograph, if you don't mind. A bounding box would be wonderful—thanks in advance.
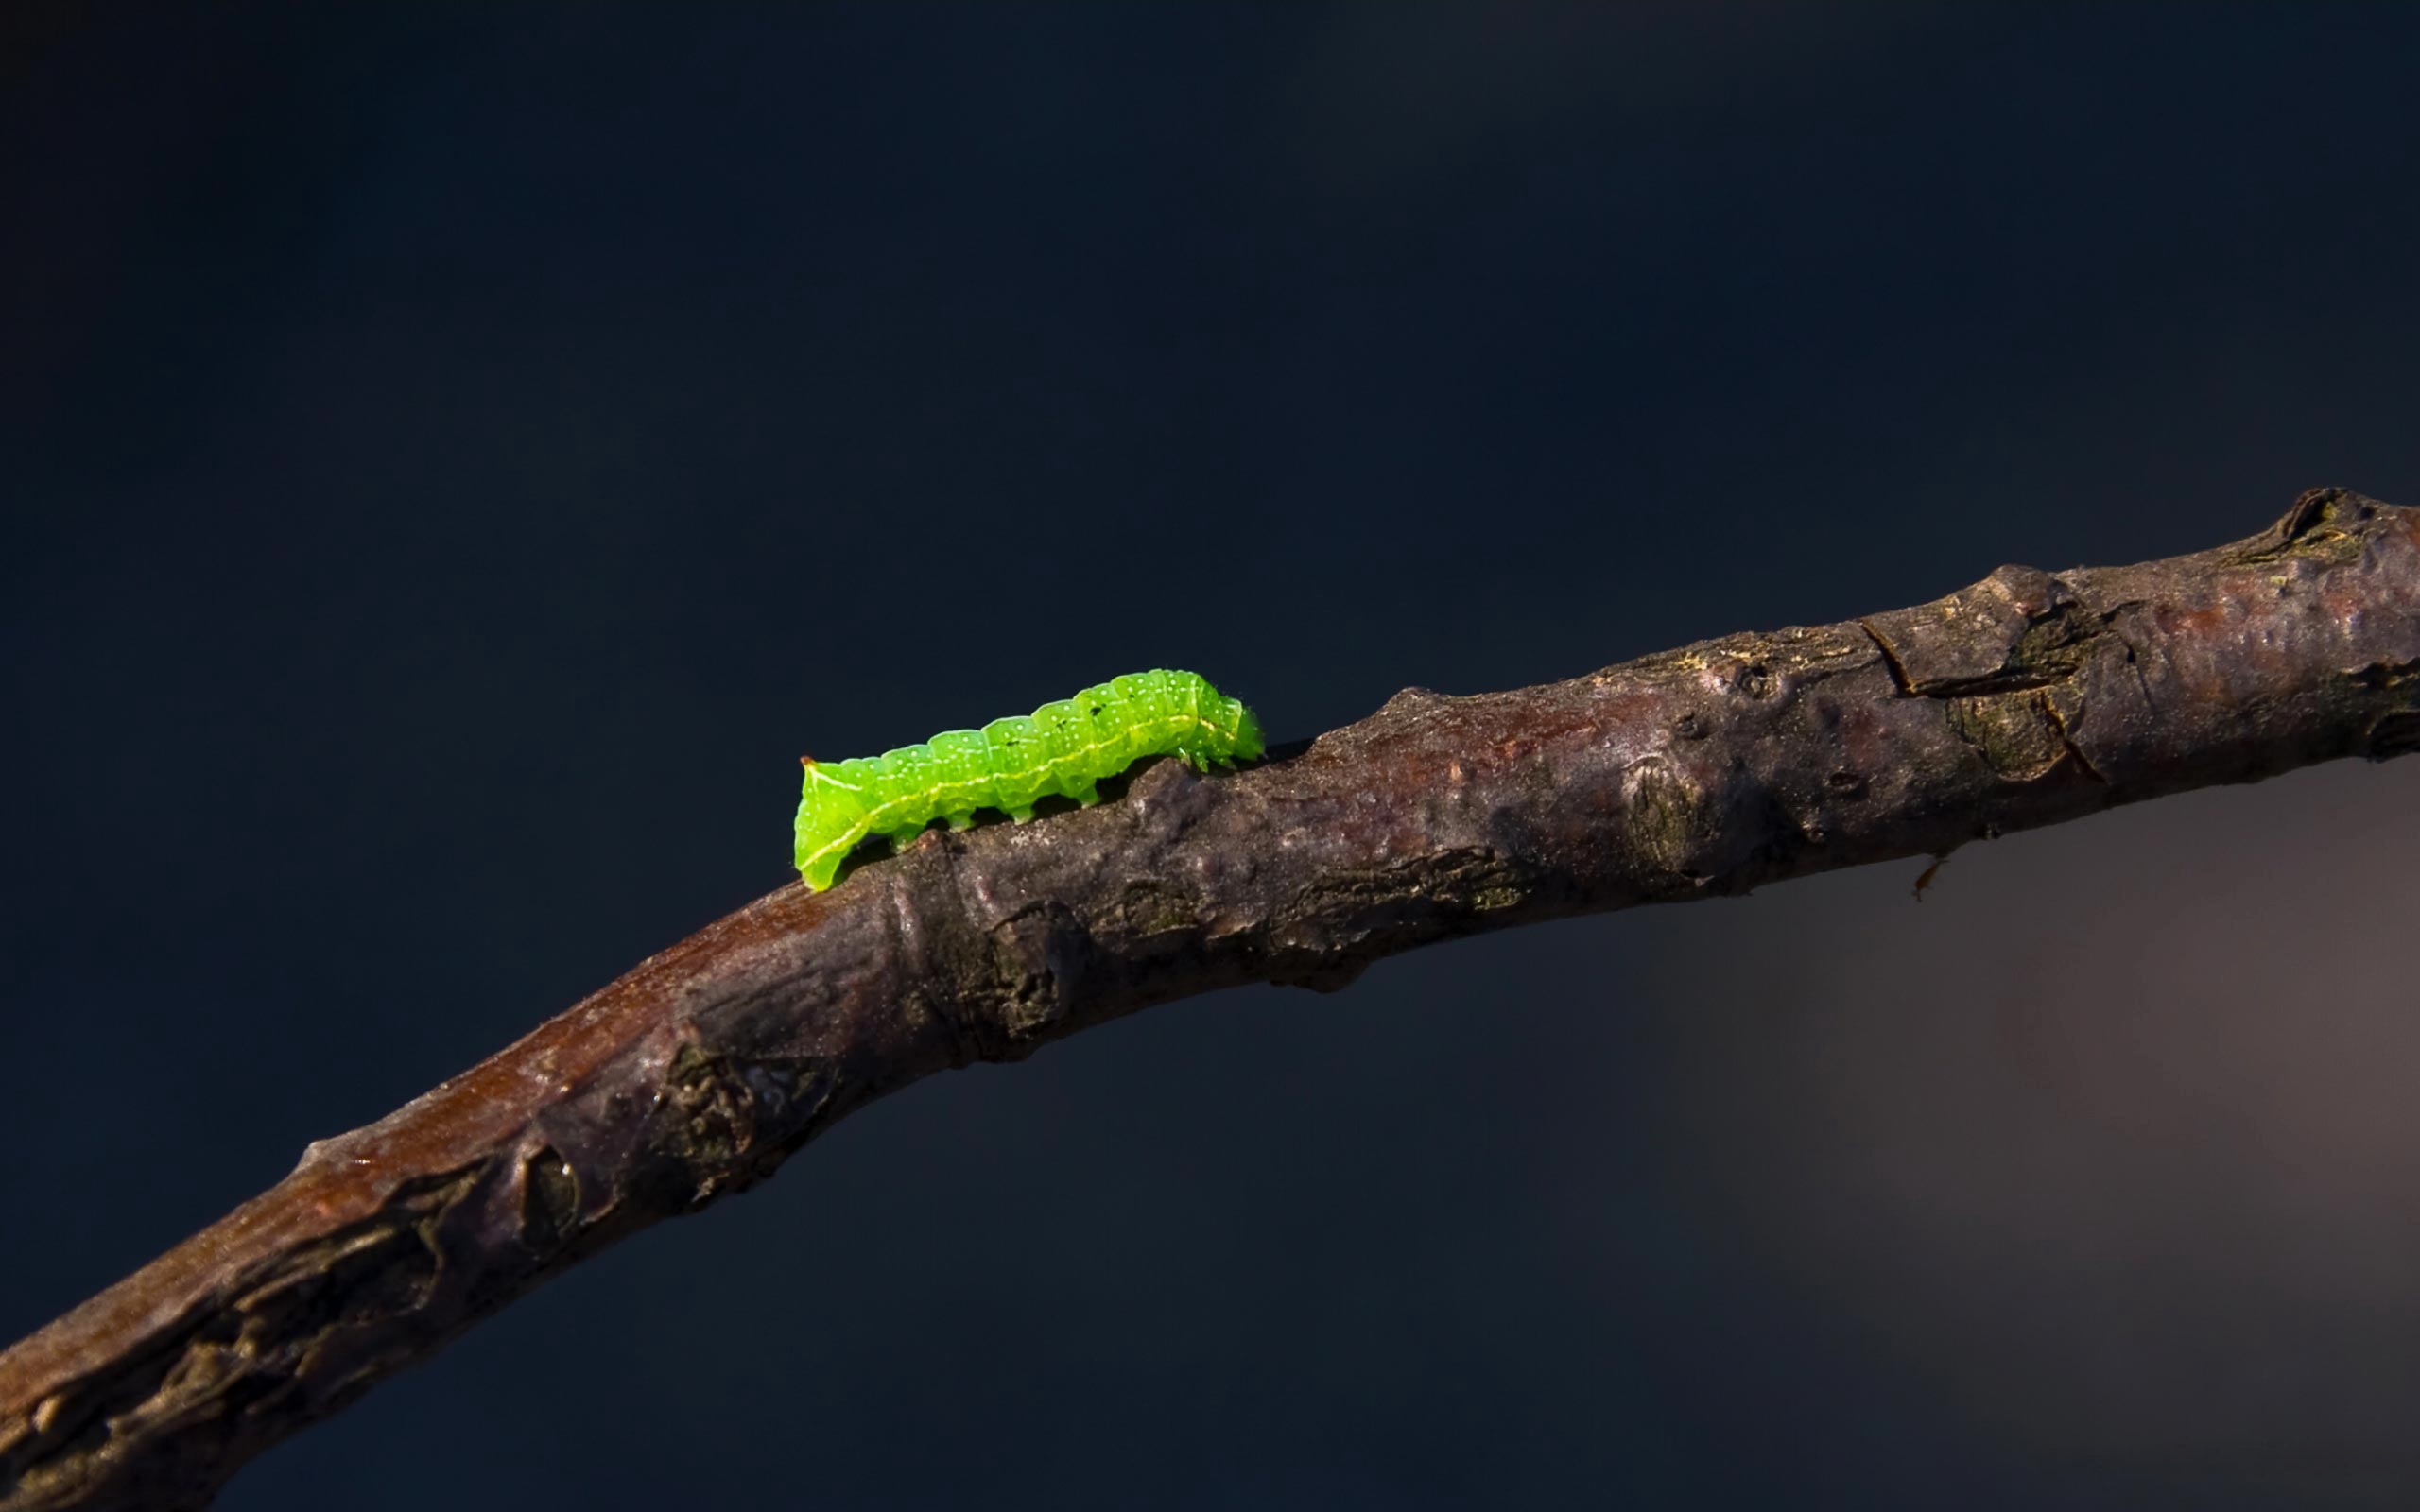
[6,488,2418,1510]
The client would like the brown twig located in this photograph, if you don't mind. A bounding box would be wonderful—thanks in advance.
[6,488,2417,1511]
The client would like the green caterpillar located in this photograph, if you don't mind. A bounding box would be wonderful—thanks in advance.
[793,668,1264,891]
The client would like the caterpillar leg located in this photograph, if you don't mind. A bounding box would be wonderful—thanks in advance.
[1008,805,1036,822]
[944,811,976,832]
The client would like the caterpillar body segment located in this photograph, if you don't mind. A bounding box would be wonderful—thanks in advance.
[793,668,1264,891]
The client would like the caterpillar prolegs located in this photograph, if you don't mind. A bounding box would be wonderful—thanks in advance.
[793,668,1265,890]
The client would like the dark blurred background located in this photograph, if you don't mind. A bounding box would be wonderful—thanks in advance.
[7,4,2420,1506]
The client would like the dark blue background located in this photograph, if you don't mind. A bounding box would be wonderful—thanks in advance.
[8,5,2420,1506]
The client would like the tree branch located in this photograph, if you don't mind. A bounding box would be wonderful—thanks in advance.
[7,488,2418,1511]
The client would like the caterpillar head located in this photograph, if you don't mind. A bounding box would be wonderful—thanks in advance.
[1228,696,1267,763]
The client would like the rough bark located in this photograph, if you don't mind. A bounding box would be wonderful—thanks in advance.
[6,488,2417,1511]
